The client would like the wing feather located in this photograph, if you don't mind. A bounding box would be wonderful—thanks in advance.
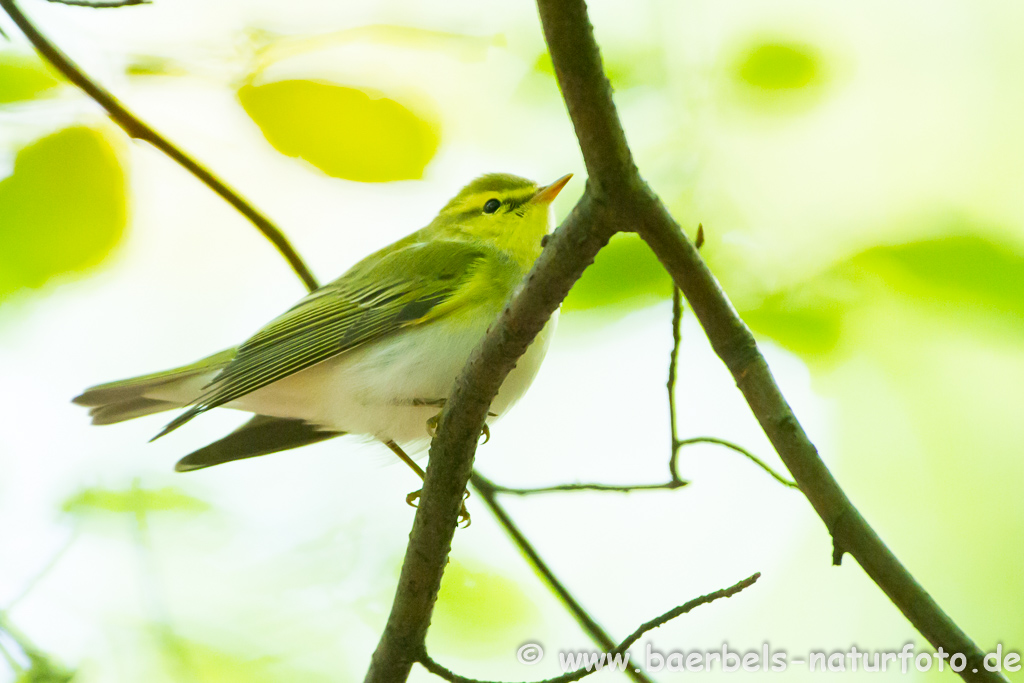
[153,240,495,439]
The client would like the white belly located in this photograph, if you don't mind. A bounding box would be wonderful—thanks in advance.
[231,310,558,444]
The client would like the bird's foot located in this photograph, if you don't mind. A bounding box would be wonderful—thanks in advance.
[405,488,472,527]
[426,413,495,442]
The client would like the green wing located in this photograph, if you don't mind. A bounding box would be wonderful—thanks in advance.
[154,240,498,439]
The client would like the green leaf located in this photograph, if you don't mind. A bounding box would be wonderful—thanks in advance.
[238,80,439,182]
[850,236,1024,319]
[0,125,127,298]
[0,51,62,105]
[741,235,1024,359]
[734,42,820,91]
[742,285,847,358]
[62,486,210,516]
[562,233,672,312]
[16,653,75,683]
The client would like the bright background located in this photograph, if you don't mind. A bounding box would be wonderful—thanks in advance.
[1,0,1022,681]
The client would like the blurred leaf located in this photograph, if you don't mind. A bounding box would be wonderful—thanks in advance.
[151,634,333,683]
[429,560,539,658]
[238,80,438,182]
[62,486,210,516]
[562,233,671,312]
[723,39,830,115]
[0,125,127,298]
[742,235,1024,359]
[0,51,62,105]
[15,653,75,683]
[742,286,847,358]
[734,42,820,91]
[125,55,188,77]
[850,236,1024,319]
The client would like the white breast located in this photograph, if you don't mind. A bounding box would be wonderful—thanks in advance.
[232,310,559,445]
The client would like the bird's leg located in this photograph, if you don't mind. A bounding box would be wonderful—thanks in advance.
[402,397,494,444]
[384,439,470,527]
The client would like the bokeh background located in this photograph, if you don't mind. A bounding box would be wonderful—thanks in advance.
[1,0,1022,680]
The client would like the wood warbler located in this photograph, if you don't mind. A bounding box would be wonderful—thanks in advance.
[74,173,571,479]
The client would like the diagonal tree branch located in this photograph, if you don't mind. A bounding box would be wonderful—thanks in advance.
[536,1,1002,682]
[0,0,319,292]
[364,193,620,683]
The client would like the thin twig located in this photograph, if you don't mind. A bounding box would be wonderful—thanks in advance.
[667,286,683,482]
[45,0,149,7]
[0,0,319,292]
[3,532,76,611]
[484,480,686,496]
[676,437,798,488]
[470,473,657,683]
[418,573,761,683]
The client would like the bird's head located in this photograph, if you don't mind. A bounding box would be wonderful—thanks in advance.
[430,172,573,266]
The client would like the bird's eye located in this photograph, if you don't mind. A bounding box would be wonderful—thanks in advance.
[483,198,501,214]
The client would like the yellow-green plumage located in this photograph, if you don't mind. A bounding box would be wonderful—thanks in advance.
[74,172,570,471]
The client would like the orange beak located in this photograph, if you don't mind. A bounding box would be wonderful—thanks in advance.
[531,173,573,205]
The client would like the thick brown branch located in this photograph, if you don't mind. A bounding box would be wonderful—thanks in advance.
[0,0,319,292]
[364,195,615,682]
[537,0,1001,681]
[535,0,637,201]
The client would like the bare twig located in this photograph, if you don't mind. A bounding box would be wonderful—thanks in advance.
[676,437,798,489]
[0,0,319,292]
[3,532,76,611]
[418,573,761,683]
[536,0,1000,680]
[470,473,657,683]
[44,0,149,7]
[667,287,683,481]
[484,480,686,495]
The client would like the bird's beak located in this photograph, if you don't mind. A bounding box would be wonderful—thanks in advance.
[531,173,573,205]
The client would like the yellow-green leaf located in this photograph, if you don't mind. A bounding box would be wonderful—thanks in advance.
[0,125,127,298]
[238,80,439,182]
[0,51,62,105]
[734,42,820,91]
[429,560,539,658]
[562,233,672,312]
[62,486,210,516]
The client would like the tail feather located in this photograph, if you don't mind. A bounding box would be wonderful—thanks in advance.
[88,398,179,425]
[175,415,342,471]
[73,349,235,426]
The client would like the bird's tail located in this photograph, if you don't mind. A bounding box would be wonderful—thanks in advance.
[72,348,235,425]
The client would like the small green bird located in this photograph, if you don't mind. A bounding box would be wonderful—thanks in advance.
[74,173,571,484]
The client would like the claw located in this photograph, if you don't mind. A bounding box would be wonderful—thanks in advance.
[426,414,439,438]
[480,423,490,445]
[406,488,471,526]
